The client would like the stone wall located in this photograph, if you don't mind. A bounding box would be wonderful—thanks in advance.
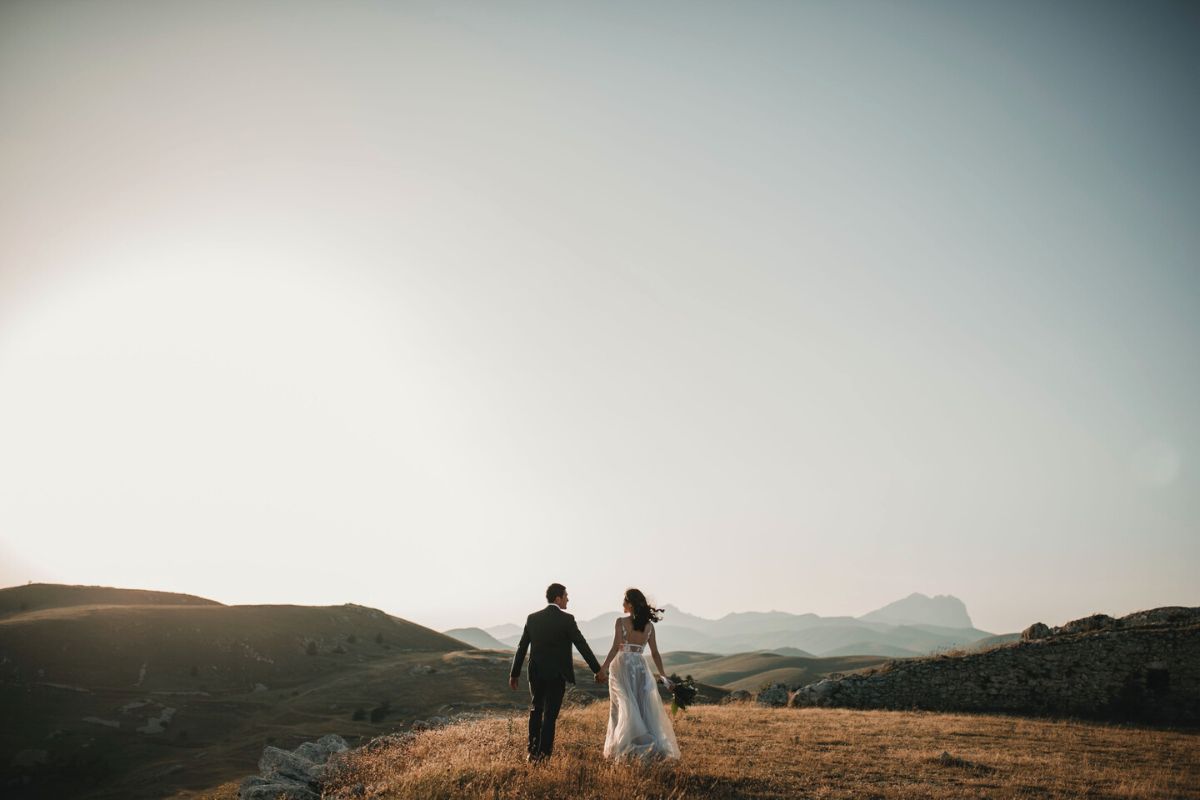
[788,607,1200,724]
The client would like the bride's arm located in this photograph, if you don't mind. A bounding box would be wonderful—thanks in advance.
[600,618,621,675]
[648,623,668,681]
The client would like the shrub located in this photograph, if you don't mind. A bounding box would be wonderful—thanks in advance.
[375,633,384,645]
[347,634,358,644]
[306,641,319,656]
[370,701,391,723]
[352,708,366,721]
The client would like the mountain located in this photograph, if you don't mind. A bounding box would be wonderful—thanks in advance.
[482,623,522,640]
[859,593,973,629]
[487,594,994,659]
[443,627,515,650]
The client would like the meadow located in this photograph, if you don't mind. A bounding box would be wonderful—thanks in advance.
[204,704,1200,799]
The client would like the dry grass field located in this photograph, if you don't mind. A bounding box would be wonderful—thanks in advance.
[215,705,1200,800]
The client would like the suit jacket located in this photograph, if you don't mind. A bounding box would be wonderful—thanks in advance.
[509,605,601,684]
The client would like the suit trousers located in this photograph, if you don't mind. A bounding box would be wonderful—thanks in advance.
[527,675,567,758]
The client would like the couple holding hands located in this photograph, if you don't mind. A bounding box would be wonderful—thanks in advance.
[509,583,680,762]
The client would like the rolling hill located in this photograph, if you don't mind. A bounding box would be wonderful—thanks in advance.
[659,651,890,692]
[0,584,617,800]
[0,583,222,619]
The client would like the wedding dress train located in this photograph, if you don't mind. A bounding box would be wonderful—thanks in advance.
[603,627,680,760]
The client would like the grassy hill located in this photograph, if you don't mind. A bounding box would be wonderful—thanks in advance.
[0,585,726,799]
[0,593,528,799]
[202,704,1200,799]
[661,651,889,692]
[0,583,222,619]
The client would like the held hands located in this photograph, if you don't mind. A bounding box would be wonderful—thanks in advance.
[508,676,519,690]
[657,675,673,691]
[595,669,607,683]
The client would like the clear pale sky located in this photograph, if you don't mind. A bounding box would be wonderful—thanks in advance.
[1,1,1196,635]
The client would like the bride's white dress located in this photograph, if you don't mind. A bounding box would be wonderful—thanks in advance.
[604,620,680,760]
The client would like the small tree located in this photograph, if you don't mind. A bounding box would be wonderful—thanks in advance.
[306,640,318,656]
[374,632,383,645]
[347,634,357,644]
[352,707,366,721]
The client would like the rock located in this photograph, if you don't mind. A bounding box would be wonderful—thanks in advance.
[316,733,349,756]
[291,743,326,763]
[787,691,811,708]
[257,746,320,785]
[756,682,789,707]
[293,734,348,764]
[1022,622,1051,641]
[238,775,319,800]
[790,678,838,708]
[767,605,1200,723]
[1058,614,1116,635]
[1121,607,1200,628]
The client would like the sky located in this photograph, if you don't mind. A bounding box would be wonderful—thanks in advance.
[1,0,1197,636]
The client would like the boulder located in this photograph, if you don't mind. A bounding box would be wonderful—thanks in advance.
[1022,622,1051,641]
[316,734,349,755]
[239,775,319,800]
[292,734,347,765]
[258,746,320,786]
[790,678,838,707]
[756,682,789,707]
[1058,614,1116,635]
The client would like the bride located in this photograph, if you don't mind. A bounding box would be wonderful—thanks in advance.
[597,588,681,761]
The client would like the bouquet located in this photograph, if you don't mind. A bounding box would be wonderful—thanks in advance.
[661,673,698,715]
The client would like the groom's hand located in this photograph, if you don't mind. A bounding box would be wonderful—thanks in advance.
[508,676,519,690]
[594,670,606,683]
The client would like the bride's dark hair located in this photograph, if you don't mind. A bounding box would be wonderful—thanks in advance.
[624,588,664,632]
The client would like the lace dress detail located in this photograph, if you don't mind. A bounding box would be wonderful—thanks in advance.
[603,619,680,760]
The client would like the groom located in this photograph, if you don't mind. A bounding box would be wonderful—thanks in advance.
[508,582,603,761]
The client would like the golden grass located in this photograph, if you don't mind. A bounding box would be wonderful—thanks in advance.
[312,705,1199,799]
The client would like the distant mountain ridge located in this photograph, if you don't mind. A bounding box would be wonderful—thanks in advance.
[483,593,1001,658]
[443,627,515,650]
[859,592,973,628]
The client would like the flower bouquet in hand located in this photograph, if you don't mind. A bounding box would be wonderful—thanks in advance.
[660,673,698,715]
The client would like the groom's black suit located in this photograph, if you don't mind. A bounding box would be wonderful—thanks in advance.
[509,604,601,759]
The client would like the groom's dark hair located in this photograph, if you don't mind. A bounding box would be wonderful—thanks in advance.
[546,583,566,604]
